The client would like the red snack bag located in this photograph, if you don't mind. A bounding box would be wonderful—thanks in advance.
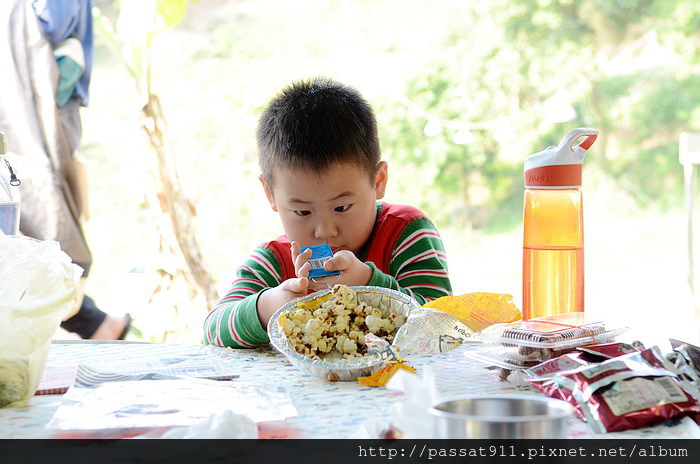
[524,352,589,379]
[556,347,700,433]
[525,353,590,419]
[527,375,585,420]
[576,341,643,362]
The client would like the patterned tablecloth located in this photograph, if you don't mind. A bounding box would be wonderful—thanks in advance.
[1,340,699,439]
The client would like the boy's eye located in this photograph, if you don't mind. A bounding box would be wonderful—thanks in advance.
[334,204,351,213]
[294,210,311,217]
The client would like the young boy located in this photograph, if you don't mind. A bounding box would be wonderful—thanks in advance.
[204,77,452,348]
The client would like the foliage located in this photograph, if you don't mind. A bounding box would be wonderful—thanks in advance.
[380,0,700,232]
[94,0,217,343]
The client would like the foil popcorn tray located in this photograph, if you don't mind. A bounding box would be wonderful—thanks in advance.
[268,286,419,382]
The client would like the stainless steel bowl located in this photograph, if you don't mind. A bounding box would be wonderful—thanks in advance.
[429,395,573,439]
[267,286,418,381]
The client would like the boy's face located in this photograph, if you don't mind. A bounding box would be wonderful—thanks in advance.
[260,160,388,255]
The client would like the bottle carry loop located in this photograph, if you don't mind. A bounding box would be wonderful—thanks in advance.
[4,159,20,186]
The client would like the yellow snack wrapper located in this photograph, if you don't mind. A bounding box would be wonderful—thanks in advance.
[357,363,416,387]
[422,292,522,332]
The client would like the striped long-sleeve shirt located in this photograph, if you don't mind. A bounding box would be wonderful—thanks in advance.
[203,202,452,348]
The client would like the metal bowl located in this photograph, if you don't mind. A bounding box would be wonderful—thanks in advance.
[429,395,573,439]
[267,286,419,381]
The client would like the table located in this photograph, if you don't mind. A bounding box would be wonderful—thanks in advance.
[1,340,699,439]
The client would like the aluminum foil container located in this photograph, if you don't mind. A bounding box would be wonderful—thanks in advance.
[268,286,419,381]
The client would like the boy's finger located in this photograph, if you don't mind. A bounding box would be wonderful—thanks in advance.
[325,250,354,271]
[297,261,311,278]
[292,276,309,294]
[294,248,312,270]
[290,241,300,261]
[280,275,308,294]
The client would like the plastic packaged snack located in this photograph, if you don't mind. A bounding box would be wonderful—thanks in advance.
[464,345,544,371]
[472,313,628,363]
[523,352,590,379]
[576,341,643,362]
[667,339,700,393]
[393,292,522,354]
[670,339,700,372]
[527,347,700,433]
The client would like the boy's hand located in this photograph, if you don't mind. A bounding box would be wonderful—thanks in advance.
[257,275,309,326]
[324,250,372,287]
[290,241,372,292]
[290,241,313,278]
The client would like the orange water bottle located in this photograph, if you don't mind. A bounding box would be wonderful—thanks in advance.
[522,127,599,320]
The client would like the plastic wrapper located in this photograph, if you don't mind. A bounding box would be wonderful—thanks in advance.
[47,379,297,438]
[523,353,590,419]
[470,312,628,364]
[393,292,522,354]
[0,234,82,407]
[576,341,644,362]
[670,339,700,372]
[268,285,418,382]
[667,339,700,393]
[527,346,700,433]
[523,352,590,380]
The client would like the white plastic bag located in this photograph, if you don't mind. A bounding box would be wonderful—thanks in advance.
[0,233,82,407]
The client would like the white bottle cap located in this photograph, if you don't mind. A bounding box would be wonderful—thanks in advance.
[524,127,599,188]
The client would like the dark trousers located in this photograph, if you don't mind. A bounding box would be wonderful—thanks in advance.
[60,295,106,339]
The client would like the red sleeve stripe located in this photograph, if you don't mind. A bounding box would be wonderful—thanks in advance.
[392,229,440,257]
[240,265,271,284]
[398,269,450,279]
[405,283,451,293]
[235,277,266,287]
[203,311,217,344]
[250,251,281,282]
[396,250,446,274]
[227,313,255,347]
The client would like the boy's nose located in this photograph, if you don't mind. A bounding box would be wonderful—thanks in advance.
[314,217,338,240]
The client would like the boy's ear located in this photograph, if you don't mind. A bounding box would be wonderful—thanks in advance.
[374,161,388,200]
[259,175,278,212]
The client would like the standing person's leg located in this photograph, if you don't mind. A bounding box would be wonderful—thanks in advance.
[60,292,131,340]
[56,104,131,340]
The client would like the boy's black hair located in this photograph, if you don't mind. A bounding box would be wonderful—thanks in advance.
[256,77,381,184]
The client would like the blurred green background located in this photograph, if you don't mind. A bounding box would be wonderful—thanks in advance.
[71,0,700,343]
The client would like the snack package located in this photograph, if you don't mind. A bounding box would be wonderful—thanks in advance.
[527,375,585,420]
[527,347,700,433]
[667,339,700,393]
[576,341,644,362]
[670,339,700,372]
[393,292,522,354]
[523,353,591,419]
[524,352,590,379]
[472,313,628,364]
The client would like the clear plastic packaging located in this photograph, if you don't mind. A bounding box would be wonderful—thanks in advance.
[469,313,629,365]
[0,234,82,407]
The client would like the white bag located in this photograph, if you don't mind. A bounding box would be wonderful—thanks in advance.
[0,233,82,407]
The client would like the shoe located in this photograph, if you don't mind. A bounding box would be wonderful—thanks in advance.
[118,313,132,340]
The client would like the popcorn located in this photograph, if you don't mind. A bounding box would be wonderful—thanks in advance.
[280,284,406,360]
